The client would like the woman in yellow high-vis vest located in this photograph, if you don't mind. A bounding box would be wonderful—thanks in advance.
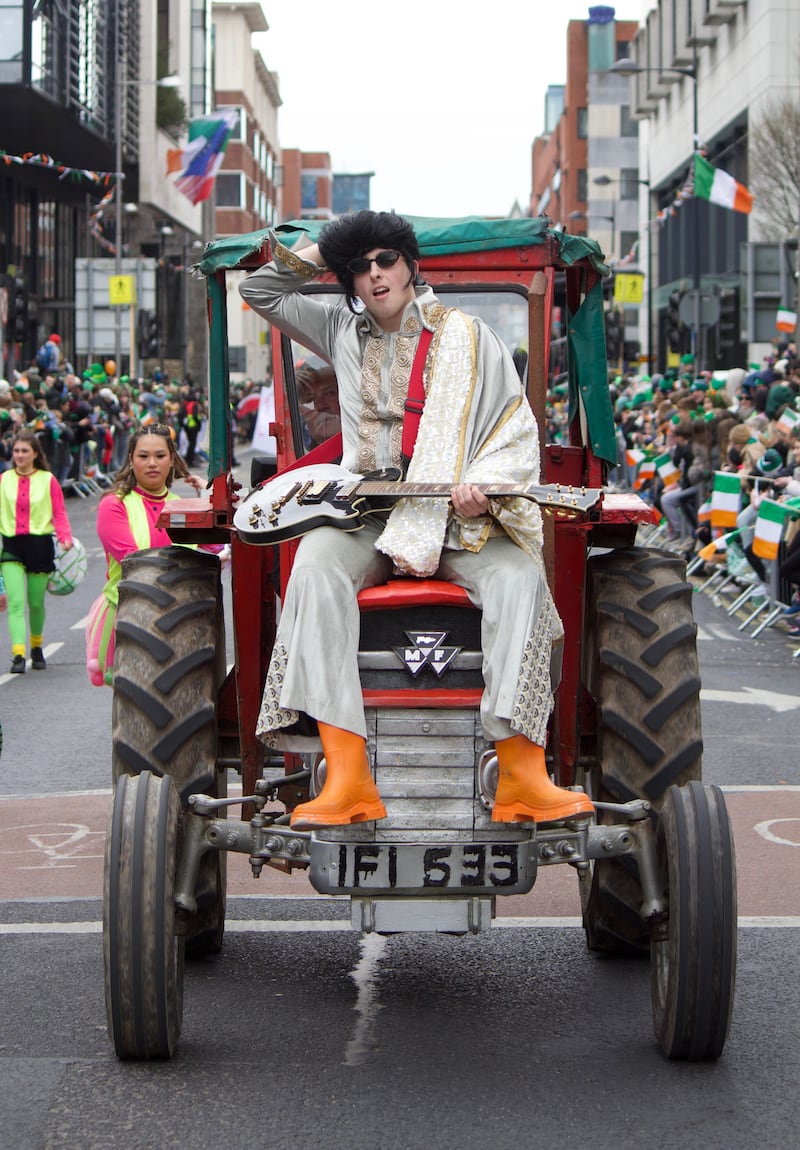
[86,424,207,686]
[0,429,73,672]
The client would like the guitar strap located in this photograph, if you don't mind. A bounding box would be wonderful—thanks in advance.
[400,327,434,473]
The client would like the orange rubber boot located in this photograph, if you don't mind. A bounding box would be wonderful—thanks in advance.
[491,734,594,824]
[290,721,387,829]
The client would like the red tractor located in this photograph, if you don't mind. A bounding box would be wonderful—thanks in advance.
[103,217,736,1062]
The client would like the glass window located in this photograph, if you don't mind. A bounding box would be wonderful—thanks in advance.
[301,173,318,211]
[577,169,588,202]
[620,105,638,138]
[577,107,588,139]
[620,169,640,199]
[620,231,639,261]
[282,285,529,457]
[216,172,243,207]
[0,2,23,82]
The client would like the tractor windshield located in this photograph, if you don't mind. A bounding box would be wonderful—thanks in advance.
[282,286,529,461]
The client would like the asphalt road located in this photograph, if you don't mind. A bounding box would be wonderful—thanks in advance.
[1,486,799,1150]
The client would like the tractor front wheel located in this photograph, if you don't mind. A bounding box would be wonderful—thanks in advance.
[582,547,703,954]
[104,771,184,1059]
[651,781,737,1060]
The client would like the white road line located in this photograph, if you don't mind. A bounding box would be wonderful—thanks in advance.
[0,642,63,685]
[2,784,794,803]
[71,616,88,630]
[1,916,798,936]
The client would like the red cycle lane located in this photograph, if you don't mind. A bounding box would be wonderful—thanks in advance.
[1,787,798,918]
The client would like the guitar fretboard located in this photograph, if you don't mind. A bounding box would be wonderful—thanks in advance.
[342,481,600,511]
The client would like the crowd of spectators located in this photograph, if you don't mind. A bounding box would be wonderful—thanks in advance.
[609,339,800,631]
[0,343,265,489]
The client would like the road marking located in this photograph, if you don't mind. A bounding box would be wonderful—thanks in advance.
[0,642,63,685]
[1,916,798,936]
[696,625,736,641]
[345,932,387,1066]
[0,822,105,868]
[754,818,800,847]
[71,616,88,630]
[700,686,800,712]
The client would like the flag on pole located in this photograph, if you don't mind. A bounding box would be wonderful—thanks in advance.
[634,457,656,490]
[166,109,239,205]
[697,499,712,526]
[698,529,739,563]
[777,405,800,434]
[710,471,742,528]
[694,154,753,214]
[655,452,680,487]
[626,448,645,469]
[752,499,800,561]
[776,308,797,334]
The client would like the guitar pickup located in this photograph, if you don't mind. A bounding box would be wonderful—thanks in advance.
[298,480,338,506]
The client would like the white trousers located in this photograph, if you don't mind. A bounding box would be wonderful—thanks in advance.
[256,520,560,750]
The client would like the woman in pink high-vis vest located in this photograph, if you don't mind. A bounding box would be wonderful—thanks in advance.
[0,429,73,672]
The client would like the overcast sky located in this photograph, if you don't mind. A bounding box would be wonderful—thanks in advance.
[252,1,643,219]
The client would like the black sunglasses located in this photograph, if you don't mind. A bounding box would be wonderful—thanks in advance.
[346,250,403,275]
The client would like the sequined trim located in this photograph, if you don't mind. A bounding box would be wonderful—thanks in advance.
[273,238,324,280]
[255,640,299,746]
[512,596,561,745]
[356,331,418,473]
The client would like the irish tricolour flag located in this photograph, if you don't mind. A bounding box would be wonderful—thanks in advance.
[655,452,680,487]
[778,406,800,434]
[710,471,742,528]
[752,499,800,561]
[694,154,753,214]
[698,529,739,562]
[634,457,656,490]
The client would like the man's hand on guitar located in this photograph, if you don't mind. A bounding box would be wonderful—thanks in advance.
[451,483,490,518]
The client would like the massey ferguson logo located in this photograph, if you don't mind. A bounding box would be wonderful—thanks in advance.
[394,631,461,677]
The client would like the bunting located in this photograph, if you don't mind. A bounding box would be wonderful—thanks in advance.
[0,149,120,253]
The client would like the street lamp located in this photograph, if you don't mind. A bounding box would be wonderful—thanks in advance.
[594,173,653,371]
[567,208,616,259]
[157,223,174,374]
[113,53,181,374]
[608,50,701,367]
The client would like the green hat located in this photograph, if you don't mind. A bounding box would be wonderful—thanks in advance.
[691,379,708,391]
[757,448,783,475]
[681,353,695,364]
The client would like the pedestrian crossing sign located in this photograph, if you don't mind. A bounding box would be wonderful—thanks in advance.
[613,273,644,305]
[109,275,136,306]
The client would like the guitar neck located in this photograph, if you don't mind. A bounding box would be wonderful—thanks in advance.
[352,481,600,511]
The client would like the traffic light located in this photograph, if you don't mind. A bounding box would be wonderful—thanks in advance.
[605,308,622,362]
[11,273,26,342]
[718,288,739,351]
[138,309,159,358]
[666,290,683,353]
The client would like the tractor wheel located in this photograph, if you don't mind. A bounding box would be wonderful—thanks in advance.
[104,771,184,1059]
[582,547,702,954]
[111,546,226,956]
[651,782,737,1060]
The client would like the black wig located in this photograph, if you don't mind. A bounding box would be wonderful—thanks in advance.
[318,210,421,311]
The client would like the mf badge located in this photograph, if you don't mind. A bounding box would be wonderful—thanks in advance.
[394,631,461,677]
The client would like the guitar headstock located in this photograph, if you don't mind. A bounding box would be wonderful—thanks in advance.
[532,484,603,516]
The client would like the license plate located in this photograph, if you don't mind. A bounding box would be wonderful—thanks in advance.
[310,840,535,896]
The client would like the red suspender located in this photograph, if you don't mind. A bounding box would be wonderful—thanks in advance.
[401,327,433,467]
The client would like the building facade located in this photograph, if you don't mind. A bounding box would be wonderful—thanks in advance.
[627,0,799,368]
[0,0,213,382]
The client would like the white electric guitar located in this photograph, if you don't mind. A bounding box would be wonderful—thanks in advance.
[233,464,602,545]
